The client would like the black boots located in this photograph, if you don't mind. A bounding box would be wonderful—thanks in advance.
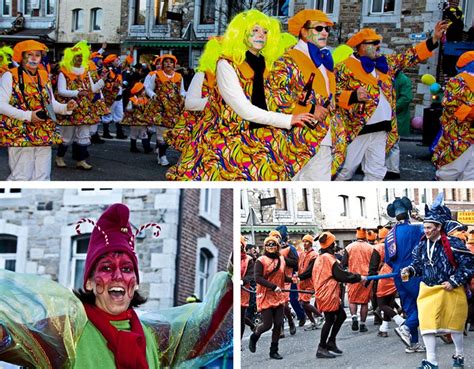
[289,319,296,335]
[103,123,113,139]
[316,344,336,359]
[115,122,127,139]
[130,139,141,153]
[142,138,153,153]
[326,340,343,355]
[248,333,258,353]
[269,342,283,360]
[91,132,105,144]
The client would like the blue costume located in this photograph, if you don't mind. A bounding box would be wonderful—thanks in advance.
[384,197,423,345]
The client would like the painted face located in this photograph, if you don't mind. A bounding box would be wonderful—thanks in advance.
[162,58,175,73]
[73,54,83,68]
[22,50,42,71]
[264,241,279,254]
[86,252,137,315]
[304,22,330,48]
[247,25,268,54]
[423,222,441,242]
[359,39,381,59]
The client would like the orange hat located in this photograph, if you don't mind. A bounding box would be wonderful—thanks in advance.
[377,226,390,241]
[130,82,144,95]
[264,236,280,247]
[346,28,382,48]
[103,54,118,65]
[302,234,314,244]
[161,54,177,65]
[13,40,48,63]
[153,55,161,65]
[367,230,377,242]
[318,231,336,249]
[288,10,334,36]
[456,51,474,68]
[90,51,103,59]
[356,227,367,240]
[468,230,474,245]
[269,230,282,239]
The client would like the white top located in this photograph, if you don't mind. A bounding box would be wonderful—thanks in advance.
[57,67,105,98]
[216,59,292,130]
[185,72,207,111]
[144,71,186,99]
[0,71,71,121]
[293,40,331,146]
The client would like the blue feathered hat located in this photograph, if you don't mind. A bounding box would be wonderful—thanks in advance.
[424,193,452,225]
[275,225,289,242]
[387,196,412,218]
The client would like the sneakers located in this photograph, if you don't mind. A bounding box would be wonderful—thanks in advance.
[326,341,343,355]
[377,331,388,337]
[417,360,439,369]
[76,160,92,170]
[452,355,464,368]
[55,156,66,168]
[315,316,325,328]
[304,323,318,331]
[351,317,359,331]
[405,342,426,353]
[316,345,336,359]
[395,325,412,347]
[359,324,368,333]
[159,155,170,166]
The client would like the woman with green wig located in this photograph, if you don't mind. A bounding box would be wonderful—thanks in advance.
[168,9,315,181]
[0,46,13,76]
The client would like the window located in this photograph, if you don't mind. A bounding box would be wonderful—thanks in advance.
[296,189,309,211]
[154,0,169,25]
[357,196,366,217]
[133,0,146,25]
[274,189,288,210]
[421,189,427,204]
[315,0,334,14]
[90,8,102,31]
[199,189,221,227]
[199,0,215,24]
[273,0,290,16]
[339,195,349,216]
[194,236,218,301]
[197,248,212,299]
[2,0,11,16]
[371,0,395,13]
[0,188,21,198]
[71,234,90,289]
[0,234,17,271]
[46,0,55,15]
[72,8,84,32]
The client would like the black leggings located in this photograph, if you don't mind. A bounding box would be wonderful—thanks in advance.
[377,294,397,322]
[241,306,255,338]
[319,306,347,348]
[254,305,284,343]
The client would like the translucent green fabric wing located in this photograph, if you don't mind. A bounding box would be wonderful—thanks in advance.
[0,270,87,369]
[140,271,233,368]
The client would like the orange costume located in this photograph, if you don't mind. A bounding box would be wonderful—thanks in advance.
[345,240,373,304]
[313,253,341,312]
[255,255,287,311]
[298,248,317,302]
[374,242,397,298]
[241,252,253,308]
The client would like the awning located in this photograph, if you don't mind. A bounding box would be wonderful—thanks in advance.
[0,28,55,44]
[241,225,320,233]
[124,39,206,48]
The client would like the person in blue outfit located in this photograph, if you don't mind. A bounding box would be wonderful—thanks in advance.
[384,197,425,353]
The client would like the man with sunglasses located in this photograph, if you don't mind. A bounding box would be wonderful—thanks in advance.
[334,21,448,181]
[271,9,342,181]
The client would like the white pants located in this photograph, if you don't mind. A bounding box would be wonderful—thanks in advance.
[436,145,474,181]
[385,140,400,174]
[60,126,91,146]
[90,123,99,135]
[7,147,52,181]
[292,145,332,181]
[102,100,124,123]
[130,126,148,140]
[335,131,387,181]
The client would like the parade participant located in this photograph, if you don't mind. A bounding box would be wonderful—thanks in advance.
[342,227,373,332]
[313,231,366,358]
[0,40,77,180]
[402,194,474,369]
[295,234,322,330]
[121,82,153,154]
[334,21,448,181]
[241,235,255,338]
[0,203,232,368]
[100,54,127,140]
[0,46,13,76]
[55,40,109,170]
[168,9,315,181]
[467,231,474,332]
[368,226,409,343]
[145,54,184,166]
[367,230,377,245]
[384,197,424,350]
[89,51,106,144]
[432,51,474,181]
[248,236,294,360]
[276,9,345,180]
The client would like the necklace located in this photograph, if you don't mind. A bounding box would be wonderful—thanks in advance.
[426,238,437,266]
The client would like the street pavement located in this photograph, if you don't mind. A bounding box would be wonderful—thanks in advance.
[0,132,436,181]
[241,314,474,369]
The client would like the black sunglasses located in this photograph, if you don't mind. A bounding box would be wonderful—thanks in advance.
[362,40,381,45]
[305,26,331,33]
[265,242,278,247]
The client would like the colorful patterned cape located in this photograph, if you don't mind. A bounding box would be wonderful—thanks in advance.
[121,96,152,126]
[0,68,62,147]
[102,68,122,107]
[166,58,291,181]
[432,72,474,168]
[0,269,233,369]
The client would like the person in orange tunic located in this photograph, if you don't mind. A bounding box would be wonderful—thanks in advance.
[241,235,255,339]
[342,227,373,332]
[296,234,322,330]
[248,236,294,360]
[313,231,365,358]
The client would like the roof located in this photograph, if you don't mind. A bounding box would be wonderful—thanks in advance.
[123,39,206,48]
[0,28,55,43]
